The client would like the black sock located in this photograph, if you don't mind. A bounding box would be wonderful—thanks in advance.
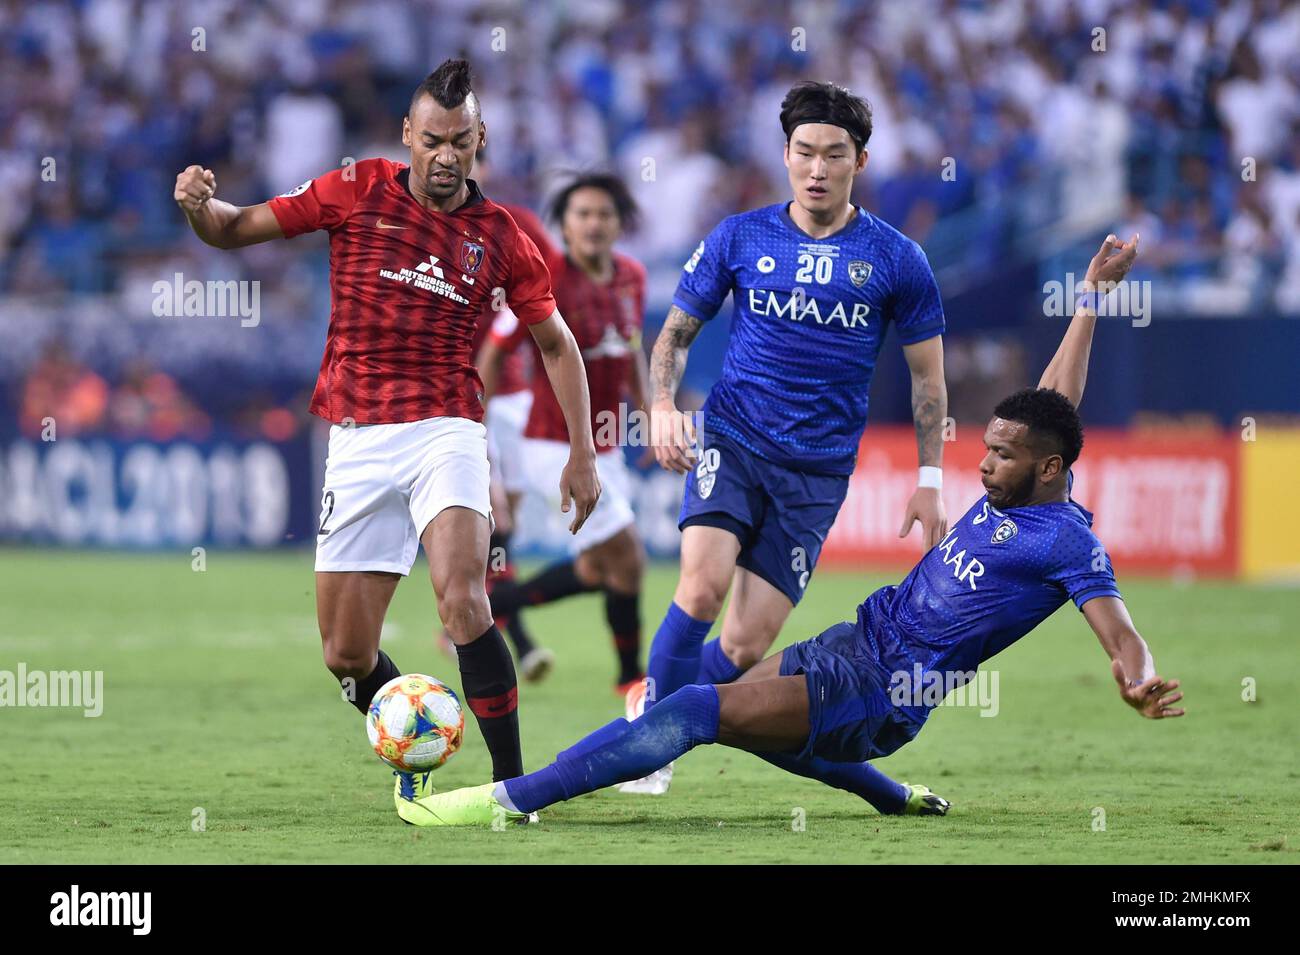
[347,649,401,716]
[604,589,643,685]
[489,559,595,618]
[455,625,523,781]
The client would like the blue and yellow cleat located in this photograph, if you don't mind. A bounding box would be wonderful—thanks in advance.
[902,783,950,816]
[393,770,436,813]
[396,781,532,827]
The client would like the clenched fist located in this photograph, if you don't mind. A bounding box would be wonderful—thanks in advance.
[174,165,217,214]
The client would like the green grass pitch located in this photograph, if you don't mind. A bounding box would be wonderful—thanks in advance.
[0,548,1295,864]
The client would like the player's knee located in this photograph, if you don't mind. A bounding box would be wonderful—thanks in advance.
[438,582,492,638]
[674,575,728,620]
[722,617,779,671]
[573,550,606,590]
[321,640,376,681]
[727,641,765,672]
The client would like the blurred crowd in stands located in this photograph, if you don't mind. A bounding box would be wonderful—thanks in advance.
[2,0,1298,437]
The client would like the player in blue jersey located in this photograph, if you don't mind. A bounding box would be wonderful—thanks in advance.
[619,81,950,794]
[393,232,1187,828]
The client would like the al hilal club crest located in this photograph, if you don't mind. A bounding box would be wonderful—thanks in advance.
[992,518,1018,544]
[698,471,716,500]
[848,260,872,287]
[460,240,485,274]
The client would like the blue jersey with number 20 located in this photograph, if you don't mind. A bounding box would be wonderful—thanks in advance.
[672,203,945,476]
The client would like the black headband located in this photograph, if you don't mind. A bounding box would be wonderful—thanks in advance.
[791,118,864,149]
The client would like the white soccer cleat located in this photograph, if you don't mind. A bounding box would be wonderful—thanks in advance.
[616,764,673,795]
[616,677,673,795]
[520,647,556,683]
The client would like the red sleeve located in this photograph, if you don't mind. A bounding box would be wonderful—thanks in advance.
[488,307,531,352]
[506,227,558,325]
[267,158,394,238]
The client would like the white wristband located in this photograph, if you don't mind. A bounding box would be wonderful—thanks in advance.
[918,466,943,489]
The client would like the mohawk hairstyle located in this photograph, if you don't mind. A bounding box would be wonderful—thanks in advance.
[411,58,478,115]
[993,388,1085,469]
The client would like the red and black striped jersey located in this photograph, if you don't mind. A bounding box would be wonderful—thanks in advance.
[268,158,556,424]
[494,249,645,449]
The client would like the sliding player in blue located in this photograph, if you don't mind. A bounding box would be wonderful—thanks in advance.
[397,234,1182,829]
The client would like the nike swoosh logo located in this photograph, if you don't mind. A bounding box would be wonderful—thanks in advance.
[375,218,406,230]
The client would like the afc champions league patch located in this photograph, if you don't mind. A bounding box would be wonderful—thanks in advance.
[991,518,1018,544]
[848,260,872,287]
[460,240,485,274]
[278,180,312,198]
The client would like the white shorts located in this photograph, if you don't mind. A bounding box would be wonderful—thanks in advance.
[486,390,533,495]
[315,416,490,575]
[524,438,636,555]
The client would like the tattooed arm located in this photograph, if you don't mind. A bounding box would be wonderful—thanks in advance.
[898,335,948,549]
[648,305,704,474]
[905,336,947,470]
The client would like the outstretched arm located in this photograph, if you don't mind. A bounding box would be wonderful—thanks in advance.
[648,305,704,474]
[1038,234,1139,408]
[527,311,600,532]
[174,165,283,249]
[1082,596,1184,719]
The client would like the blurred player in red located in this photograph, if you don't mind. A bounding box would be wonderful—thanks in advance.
[173,59,600,798]
[479,173,648,693]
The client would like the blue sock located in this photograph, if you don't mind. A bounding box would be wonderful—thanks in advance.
[756,752,909,815]
[645,602,713,710]
[504,685,720,813]
[696,638,742,684]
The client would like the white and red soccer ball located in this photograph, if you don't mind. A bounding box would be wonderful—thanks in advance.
[366,674,464,772]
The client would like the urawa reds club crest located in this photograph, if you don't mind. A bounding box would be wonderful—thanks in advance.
[460,239,485,274]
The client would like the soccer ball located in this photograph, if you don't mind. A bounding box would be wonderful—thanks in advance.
[366,674,464,772]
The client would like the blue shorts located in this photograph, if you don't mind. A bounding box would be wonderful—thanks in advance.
[678,430,849,606]
[778,621,926,763]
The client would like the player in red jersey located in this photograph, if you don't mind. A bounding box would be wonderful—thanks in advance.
[480,173,649,693]
[173,59,600,801]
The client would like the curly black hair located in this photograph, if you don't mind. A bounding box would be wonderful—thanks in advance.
[411,58,477,115]
[549,172,640,232]
[780,81,873,153]
[993,388,1085,468]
